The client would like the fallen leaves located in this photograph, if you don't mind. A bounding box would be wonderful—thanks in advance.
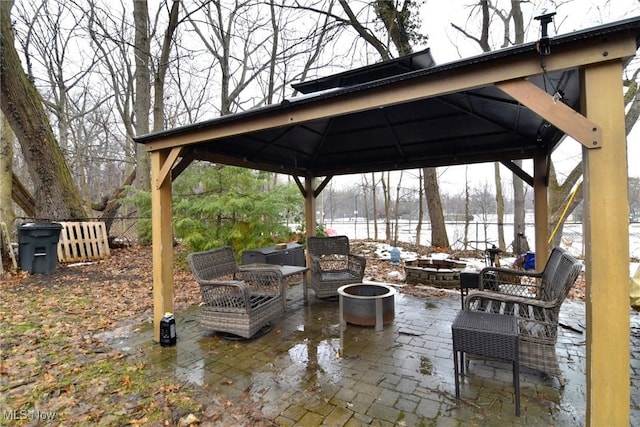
[0,245,205,425]
[158,383,181,393]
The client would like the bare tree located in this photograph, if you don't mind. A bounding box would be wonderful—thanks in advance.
[381,172,391,243]
[133,0,151,191]
[371,172,379,241]
[13,0,118,205]
[393,170,404,245]
[1,0,86,220]
[415,168,424,245]
[186,1,275,115]
[361,175,371,239]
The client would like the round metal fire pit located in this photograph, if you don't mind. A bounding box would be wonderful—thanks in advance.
[338,283,396,330]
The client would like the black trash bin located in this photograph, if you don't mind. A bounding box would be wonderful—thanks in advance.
[18,222,63,274]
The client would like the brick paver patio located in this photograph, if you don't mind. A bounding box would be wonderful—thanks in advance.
[108,281,640,426]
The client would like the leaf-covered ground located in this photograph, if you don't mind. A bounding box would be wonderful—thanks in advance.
[0,242,585,425]
[0,246,274,426]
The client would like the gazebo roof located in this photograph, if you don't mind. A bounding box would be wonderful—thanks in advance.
[134,16,640,180]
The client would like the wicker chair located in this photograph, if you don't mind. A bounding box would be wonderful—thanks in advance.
[306,236,366,301]
[464,247,582,384]
[187,247,285,339]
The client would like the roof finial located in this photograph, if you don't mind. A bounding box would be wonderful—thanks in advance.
[534,9,556,56]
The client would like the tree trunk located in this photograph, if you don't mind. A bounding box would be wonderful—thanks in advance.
[133,0,151,191]
[382,172,391,243]
[152,0,179,133]
[0,112,15,229]
[393,171,403,246]
[0,1,86,220]
[371,172,378,241]
[424,167,449,248]
[415,169,423,245]
[361,175,371,239]
[98,169,136,234]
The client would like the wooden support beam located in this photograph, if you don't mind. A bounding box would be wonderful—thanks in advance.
[171,148,195,182]
[500,160,533,187]
[155,147,183,190]
[150,150,174,343]
[582,61,630,426]
[292,175,306,198]
[497,79,602,149]
[294,175,332,200]
[314,176,333,198]
[533,151,549,270]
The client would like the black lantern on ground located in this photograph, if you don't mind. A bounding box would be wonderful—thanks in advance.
[160,312,177,347]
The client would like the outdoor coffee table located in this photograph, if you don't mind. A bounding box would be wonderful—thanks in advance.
[241,264,308,312]
[452,310,520,416]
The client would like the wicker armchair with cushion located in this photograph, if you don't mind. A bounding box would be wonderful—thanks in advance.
[187,247,285,339]
[464,247,582,384]
[306,236,366,302]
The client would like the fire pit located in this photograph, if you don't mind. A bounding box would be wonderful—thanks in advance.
[338,283,396,332]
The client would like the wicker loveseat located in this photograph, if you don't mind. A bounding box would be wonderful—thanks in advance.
[306,236,366,302]
[187,246,285,339]
[464,247,582,384]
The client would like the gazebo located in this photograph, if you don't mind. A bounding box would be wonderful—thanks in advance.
[135,16,640,425]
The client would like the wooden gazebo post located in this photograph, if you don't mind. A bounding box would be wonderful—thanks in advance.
[304,174,316,242]
[304,175,316,290]
[150,149,175,342]
[582,60,630,427]
[533,150,549,269]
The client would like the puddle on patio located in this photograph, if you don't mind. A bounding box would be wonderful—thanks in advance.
[95,285,639,425]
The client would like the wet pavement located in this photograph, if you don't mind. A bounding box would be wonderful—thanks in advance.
[107,281,640,426]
